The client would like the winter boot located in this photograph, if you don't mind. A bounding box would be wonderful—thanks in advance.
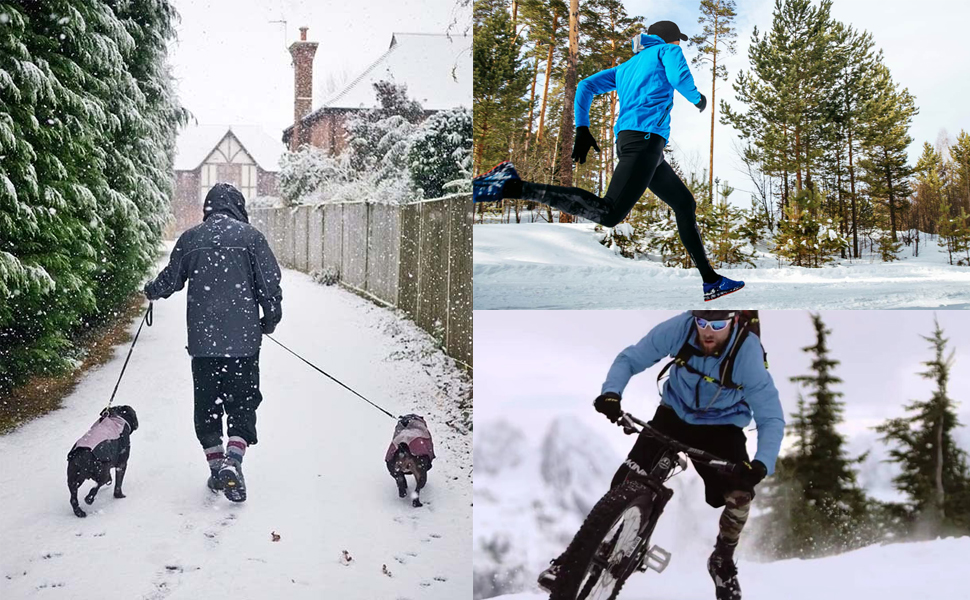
[219,458,247,503]
[707,547,742,600]
[537,558,562,592]
[704,275,745,302]
[473,161,521,203]
[207,468,224,493]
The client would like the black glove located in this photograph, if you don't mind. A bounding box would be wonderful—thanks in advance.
[260,316,276,335]
[143,281,157,301]
[594,392,623,423]
[695,93,707,112]
[733,459,767,488]
[571,126,601,164]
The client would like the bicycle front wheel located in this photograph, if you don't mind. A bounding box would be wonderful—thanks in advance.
[551,481,657,600]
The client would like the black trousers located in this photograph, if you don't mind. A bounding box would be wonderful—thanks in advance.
[191,353,263,449]
[614,405,752,508]
[520,130,717,281]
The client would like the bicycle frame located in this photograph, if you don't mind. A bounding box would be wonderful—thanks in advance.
[608,413,738,582]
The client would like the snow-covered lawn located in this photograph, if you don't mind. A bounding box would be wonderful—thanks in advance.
[0,263,471,599]
[473,223,970,309]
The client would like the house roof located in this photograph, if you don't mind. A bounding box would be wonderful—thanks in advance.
[174,124,286,172]
[284,32,471,138]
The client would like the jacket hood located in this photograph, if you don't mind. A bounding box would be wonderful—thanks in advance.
[632,33,666,55]
[203,183,249,223]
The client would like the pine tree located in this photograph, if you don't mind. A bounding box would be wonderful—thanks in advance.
[756,314,870,558]
[858,63,918,243]
[473,0,531,172]
[876,318,970,537]
[689,0,737,204]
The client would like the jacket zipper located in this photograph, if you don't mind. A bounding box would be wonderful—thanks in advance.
[657,101,673,127]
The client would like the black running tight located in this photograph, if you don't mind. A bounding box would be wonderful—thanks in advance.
[515,130,718,282]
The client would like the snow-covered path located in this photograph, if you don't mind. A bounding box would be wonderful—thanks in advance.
[0,264,471,599]
[487,536,969,600]
[473,223,970,309]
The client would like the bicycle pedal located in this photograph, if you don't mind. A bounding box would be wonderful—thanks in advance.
[639,545,672,573]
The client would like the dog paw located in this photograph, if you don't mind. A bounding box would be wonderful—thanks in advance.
[114,491,126,499]
[412,499,423,508]
[84,494,96,505]
[73,509,86,518]
[398,488,407,498]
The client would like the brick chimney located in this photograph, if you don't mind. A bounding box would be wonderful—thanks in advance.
[288,26,318,151]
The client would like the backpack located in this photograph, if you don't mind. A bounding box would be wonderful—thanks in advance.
[656,310,767,392]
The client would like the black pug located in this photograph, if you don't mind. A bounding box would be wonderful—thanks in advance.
[67,405,138,518]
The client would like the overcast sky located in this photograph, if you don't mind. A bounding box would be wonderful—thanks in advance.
[604,0,970,205]
[475,310,970,496]
[167,0,469,139]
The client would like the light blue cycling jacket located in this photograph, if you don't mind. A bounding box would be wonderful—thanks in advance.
[602,312,786,474]
[575,34,702,142]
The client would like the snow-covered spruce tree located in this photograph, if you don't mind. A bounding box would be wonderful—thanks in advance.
[757,314,872,558]
[408,106,472,198]
[876,227,903,262]
[704,197,754,268]
[0,1,185,393]
[876,318,970,537]
[774,189,846,267]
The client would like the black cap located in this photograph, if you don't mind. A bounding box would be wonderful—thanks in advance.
[647,20,688,43]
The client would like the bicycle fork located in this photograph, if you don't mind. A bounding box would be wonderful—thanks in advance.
[629,482,675,576]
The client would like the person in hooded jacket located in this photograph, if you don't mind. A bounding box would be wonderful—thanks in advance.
[537,310,785,600]
[144,182,282,503]
[472,20,744,302]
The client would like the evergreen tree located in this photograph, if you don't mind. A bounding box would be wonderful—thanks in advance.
[0,0,185,394]
[689,0,737,204]
[858,63,918,242]
[876,318,970,537]
[473,0,531,172]
[756,314,870,558]
[774,189,846,267]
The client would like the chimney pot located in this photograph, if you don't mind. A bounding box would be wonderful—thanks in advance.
[300,26,308,41]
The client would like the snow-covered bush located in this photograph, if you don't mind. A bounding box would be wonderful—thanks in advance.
[310,266,340,286]
[408,107,472,198]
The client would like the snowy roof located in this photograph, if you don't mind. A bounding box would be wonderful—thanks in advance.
[314,33,471,114]
[174,124,285,172]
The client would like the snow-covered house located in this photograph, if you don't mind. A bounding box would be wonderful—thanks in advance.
[283,30,471,154]
[171,125,285,233]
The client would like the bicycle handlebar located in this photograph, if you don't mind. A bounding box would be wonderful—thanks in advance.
[618,413,737,474]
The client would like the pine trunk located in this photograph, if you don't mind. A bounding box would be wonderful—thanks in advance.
[536,12,559,143]
[557,0,580,223]
[524,52,540,153]
[849,128,859,258]
[709,28,718,204]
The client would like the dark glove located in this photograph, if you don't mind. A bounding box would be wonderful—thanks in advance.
[571,126,601,164]
[260,316,276,335]
[695,93,707,112]
[143,281,157,301]
[733,459,767,488]
[593,392,623,423]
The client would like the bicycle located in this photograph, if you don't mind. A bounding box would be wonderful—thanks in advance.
[548,412,737,600]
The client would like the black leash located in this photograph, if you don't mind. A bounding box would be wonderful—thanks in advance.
[104,302,153,412]
[265,334,396,420]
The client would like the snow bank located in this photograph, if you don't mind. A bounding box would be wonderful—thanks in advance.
[473,223,970,309]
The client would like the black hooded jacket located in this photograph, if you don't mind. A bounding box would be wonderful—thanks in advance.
[145,183,282,357]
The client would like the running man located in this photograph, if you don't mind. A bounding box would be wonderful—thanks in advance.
[473,20,744,302]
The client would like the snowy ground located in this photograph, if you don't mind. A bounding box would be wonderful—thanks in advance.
[0,261,471,599]
[473,223,970,309]
[474,416,968,600]
[490,536,970,600]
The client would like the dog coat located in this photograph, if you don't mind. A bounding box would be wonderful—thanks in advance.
[385,414,435,462]
[72,415,130,463]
